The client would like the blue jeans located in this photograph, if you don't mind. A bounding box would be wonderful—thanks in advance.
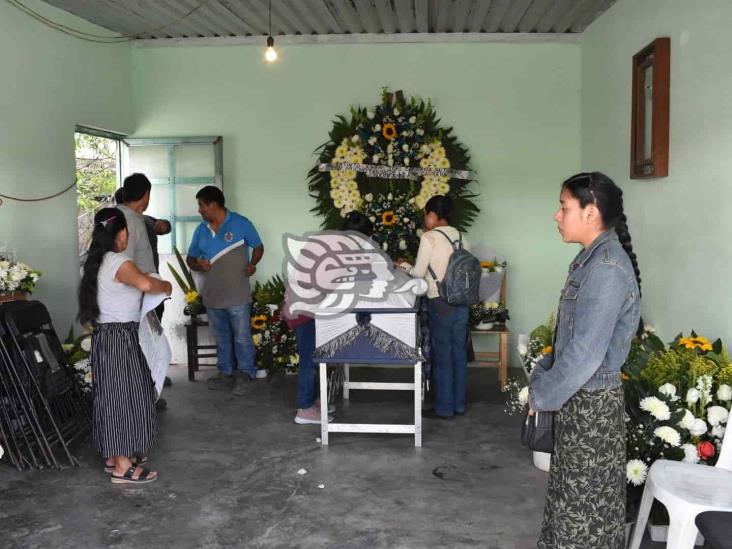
[428,297,469,416]
[295,321,318,409]
[207,304,256,378]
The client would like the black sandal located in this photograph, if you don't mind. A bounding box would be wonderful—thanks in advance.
[110,465,157,484]
[103,455,147,473]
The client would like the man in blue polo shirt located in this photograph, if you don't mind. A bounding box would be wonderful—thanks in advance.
[186,186,264,396]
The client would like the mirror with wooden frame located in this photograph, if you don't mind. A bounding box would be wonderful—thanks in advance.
[631,37,670,179]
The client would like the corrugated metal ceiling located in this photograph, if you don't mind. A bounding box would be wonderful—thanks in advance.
[39,0,616,40]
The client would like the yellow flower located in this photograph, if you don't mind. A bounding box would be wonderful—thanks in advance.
[252,333,262,347]
[621,372,630,381]
[480,261,495,269]
[251,315,268,330]
[382,123,397,140]
[184,290,199,304]
[679,336,713,351]
[541,346,553,355]
[381,211,397,226]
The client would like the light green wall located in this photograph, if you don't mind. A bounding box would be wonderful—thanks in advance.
[581,0,732,342]
[131,42,582,347]
[0,0,132,330]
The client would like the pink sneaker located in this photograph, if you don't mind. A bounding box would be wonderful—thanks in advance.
[294,406,333,425]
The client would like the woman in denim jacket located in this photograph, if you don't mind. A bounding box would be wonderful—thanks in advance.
[530,172,641,548]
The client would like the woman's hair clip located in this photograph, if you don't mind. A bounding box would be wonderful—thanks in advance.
[97,216,117,228]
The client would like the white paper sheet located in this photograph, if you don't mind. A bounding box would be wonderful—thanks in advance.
[139,285,171,398]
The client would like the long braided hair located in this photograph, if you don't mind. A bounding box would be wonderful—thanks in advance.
[562,172,642,297]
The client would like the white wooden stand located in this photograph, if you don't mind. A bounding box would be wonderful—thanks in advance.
[319,361,422,448]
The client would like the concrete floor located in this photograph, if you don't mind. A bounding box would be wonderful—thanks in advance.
[1,365,667,548]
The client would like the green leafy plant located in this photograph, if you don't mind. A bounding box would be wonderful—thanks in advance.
[166,247,204,315]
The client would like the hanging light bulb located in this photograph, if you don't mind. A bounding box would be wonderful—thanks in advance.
[264,0,278,63]
[265,35,278,62]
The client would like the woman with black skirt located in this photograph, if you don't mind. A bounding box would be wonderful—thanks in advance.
[79,207,172,484]
[530,172,641,548]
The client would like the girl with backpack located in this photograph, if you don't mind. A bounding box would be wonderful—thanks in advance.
[400,195,472,419]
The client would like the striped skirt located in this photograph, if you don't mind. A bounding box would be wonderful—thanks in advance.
[91,322,156,458]
[538,386,626,549]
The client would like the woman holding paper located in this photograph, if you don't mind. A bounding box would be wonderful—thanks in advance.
[78,207,172,484]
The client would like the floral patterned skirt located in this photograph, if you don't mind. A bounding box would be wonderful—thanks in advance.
[538,386,626,549]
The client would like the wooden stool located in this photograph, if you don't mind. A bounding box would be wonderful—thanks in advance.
[185,317,217,381]
[470,326,509,390]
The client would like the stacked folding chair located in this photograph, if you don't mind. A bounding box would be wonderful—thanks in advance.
[0,300,90,470]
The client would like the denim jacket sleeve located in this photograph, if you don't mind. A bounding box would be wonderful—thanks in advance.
[529,262,630,412]
[529,353,554,384]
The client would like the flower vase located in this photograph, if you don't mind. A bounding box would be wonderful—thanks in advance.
[532,450,551,472]
[0,290,28,304]
[256,368,268,379]
[475,322,494,331]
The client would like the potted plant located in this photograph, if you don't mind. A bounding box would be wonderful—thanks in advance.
[470,301,509,331]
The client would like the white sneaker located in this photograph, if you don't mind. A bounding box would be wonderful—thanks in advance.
[294,407,333,425]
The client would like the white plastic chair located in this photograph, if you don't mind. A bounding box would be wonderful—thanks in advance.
[628,422,732,549]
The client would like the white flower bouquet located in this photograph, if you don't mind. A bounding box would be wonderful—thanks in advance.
[0,259,41,294]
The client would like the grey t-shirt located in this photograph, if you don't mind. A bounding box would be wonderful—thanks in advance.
[117,204,156,274]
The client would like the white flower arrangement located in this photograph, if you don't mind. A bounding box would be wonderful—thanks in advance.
[678,408,695,430]
[0,259,41,293]
[707,405,729,427]
[330,138,365,217]
[688,418,708,437]
[640,396,671,421]
[658,383,679,401]
[626,459,648,486]
[686,388,700,404]
[718,384,732,401]
[654,425,681,447]
[682,443,700,464]
[415,142,451,210]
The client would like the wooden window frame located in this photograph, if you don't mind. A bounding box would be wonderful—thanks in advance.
[630,37,670,179]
